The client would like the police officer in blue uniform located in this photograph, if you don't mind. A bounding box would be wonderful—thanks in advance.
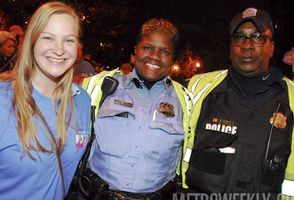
[83,18,190,200]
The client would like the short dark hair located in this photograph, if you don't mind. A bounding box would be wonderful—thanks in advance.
[135,18,180,57]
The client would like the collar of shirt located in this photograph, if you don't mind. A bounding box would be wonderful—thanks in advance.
[228,66,285,95]
[122,70,174,95]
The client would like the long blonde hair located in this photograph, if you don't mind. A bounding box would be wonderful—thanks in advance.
[0,2,81,159]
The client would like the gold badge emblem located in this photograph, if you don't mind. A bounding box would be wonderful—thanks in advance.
[270,112,287,129]
[159,102,175,117]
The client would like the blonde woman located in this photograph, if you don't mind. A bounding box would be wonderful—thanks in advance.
[0,2,91,199]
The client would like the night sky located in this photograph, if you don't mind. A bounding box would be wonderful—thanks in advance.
[1,0,293,78]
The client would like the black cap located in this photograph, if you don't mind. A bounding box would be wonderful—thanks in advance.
[230,7,274,35]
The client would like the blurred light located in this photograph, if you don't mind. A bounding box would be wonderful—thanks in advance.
[98,42,112,48]
[171,64,180,71]
[195,61,201,68]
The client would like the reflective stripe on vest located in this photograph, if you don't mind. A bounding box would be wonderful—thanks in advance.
[281,179,294,197]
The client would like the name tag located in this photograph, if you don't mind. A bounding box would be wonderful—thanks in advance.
[114,99,133,108]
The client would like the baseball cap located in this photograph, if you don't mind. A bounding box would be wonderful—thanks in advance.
[230,7,274,35]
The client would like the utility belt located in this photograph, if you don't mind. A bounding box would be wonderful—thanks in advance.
[65,166,109,200]
[108,180,176,200]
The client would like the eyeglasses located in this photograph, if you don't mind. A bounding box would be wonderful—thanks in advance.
[231,33,272,47]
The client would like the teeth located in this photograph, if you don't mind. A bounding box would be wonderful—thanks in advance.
[48,57,65,63]
[146,63,160,69]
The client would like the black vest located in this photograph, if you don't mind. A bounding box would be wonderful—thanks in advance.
[186,77,293,197]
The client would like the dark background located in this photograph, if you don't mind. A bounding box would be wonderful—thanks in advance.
[1,0,293,78]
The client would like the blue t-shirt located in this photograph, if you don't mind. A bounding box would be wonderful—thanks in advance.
[0,82,91,200]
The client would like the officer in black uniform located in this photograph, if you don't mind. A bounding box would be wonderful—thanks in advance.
[183,7,294,200]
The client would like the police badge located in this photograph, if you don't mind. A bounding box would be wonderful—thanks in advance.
[159,102,175,117]
[270,112,287,129]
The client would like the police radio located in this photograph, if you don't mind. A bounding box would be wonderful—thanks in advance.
[99,76,119,108]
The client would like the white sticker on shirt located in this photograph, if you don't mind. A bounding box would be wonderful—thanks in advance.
[76,132,89,148]
[184,148,192,163]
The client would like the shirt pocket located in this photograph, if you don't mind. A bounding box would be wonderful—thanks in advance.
[95,106,133,157]
[186,148,235,193]
[144,97,184,162]
[187,127,238,192]
[149,95,184,134]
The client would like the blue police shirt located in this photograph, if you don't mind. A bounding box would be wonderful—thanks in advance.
[88,71,184,193]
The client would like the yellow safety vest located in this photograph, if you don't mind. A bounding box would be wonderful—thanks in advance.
[182,70,294,195]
